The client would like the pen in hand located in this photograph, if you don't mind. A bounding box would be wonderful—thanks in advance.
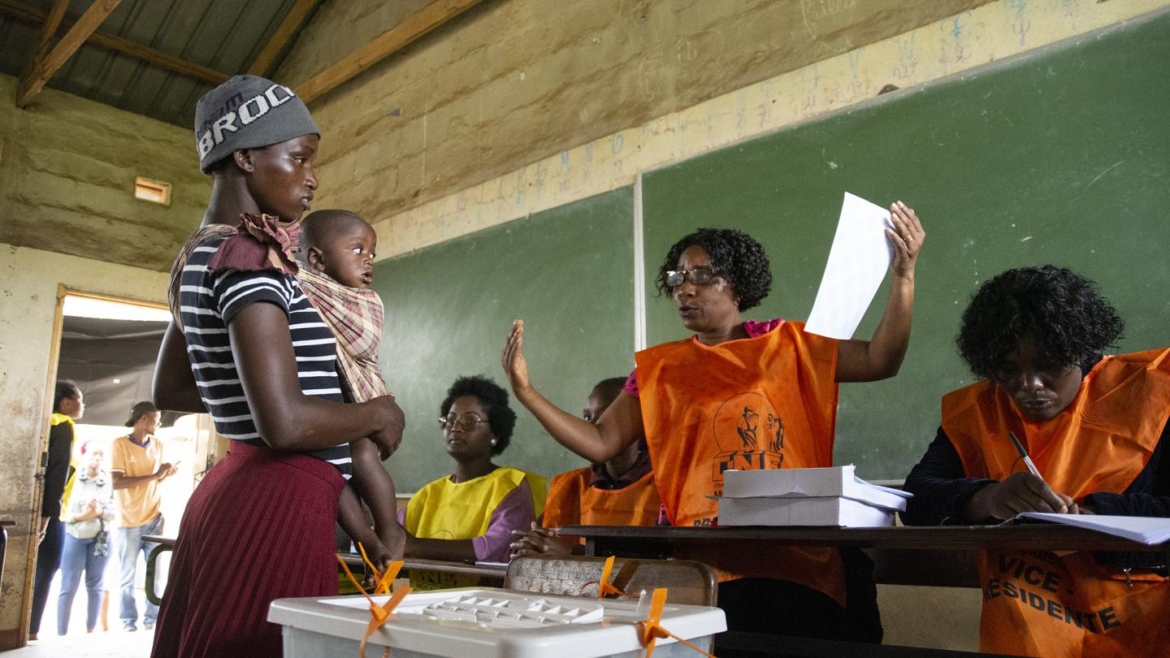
[1007,430,1076,514]
[1008,431,1043,480]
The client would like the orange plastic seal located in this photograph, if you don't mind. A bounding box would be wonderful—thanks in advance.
[635,588,717,658]
[338,545,413,658]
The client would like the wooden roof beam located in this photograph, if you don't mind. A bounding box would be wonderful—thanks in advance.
[28,0,68,67]
[0,0,229,90]
[247,0,317,77]
[297,0,486,104]
[17,0,123,108]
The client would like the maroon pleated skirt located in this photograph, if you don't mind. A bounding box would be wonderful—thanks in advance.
[151,441,344,658]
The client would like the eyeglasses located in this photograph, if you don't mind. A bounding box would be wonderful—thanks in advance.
[439,414,489,432]
[664,267,719,288]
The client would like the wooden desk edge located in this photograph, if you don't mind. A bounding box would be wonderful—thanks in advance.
[142,536,506,580]
[554,524,1170,552]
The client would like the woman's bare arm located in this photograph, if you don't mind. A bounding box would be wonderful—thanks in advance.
[229,302,404,453]
[152,322,208,413]
[501,320,642,463]
[836,201,925,383]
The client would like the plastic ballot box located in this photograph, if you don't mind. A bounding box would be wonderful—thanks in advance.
[269,587,726,658]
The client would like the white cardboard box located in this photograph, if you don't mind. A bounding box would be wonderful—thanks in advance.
[718,495,896,527]
[722,465,910,511]
[269,588,726,658]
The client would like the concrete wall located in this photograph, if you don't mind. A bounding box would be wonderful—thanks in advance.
[0,75,210,272]
[0,72,204,646]
[283,0,998,231]
[0,245,167,648]
[279,0,1170,261]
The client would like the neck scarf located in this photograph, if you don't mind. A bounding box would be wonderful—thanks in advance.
[168,213,300,326]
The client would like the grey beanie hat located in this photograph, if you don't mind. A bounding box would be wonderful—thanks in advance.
[194,74,319,174]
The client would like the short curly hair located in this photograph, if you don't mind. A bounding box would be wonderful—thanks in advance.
[439,375,516,456]
[655,228,772,311]
[54,380,80,413]
[957,265,1124,380]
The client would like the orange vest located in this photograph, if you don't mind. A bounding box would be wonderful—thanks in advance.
[636,321,846,605]
[543,467,661,530]
[943,348,1170,657]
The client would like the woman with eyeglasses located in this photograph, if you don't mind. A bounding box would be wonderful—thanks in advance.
[502,205,923,646]
[400,375,546,588]
[902,266,1170,657]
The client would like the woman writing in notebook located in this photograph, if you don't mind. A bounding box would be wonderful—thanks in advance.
[502,203,924,646]
[902,265,1170,657]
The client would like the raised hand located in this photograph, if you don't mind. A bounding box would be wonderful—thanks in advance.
[501,320,532,395]
[886,201,925,279]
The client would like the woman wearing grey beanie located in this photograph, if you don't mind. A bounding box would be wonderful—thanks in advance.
[151,76,405,657]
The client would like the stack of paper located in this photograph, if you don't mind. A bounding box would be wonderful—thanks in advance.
[718,465,912,527]
[1016,512,1170,545]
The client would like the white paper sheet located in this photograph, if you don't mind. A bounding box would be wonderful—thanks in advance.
[804,192,894,339]
[1016,513,1170,545]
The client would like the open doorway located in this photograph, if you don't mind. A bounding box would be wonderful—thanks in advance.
[27,292,212,650]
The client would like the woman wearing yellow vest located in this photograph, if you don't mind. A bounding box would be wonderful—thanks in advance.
[502,205,925,646]
[401,375,546,589]
[511,377,662,557]
[903,265,1170,657]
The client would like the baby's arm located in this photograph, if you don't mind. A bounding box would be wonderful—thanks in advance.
[350,437,405,560]
[337,483,390,568]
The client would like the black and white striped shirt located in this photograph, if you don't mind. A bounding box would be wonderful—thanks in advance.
[178,235,351,474]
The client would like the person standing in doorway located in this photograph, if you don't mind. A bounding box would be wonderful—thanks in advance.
[28,380,84,641]
[110,401,176,632]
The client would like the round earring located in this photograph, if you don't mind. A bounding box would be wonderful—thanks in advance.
[490,439,498,446]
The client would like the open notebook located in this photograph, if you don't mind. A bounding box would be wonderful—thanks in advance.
[1016,512,1170,545]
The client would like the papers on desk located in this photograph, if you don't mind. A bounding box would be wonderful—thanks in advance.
[1016,512,1170,546]
[805,192,895,339]
[718,465,912,527]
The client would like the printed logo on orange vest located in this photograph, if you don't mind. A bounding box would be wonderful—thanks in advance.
[710,392,785,495]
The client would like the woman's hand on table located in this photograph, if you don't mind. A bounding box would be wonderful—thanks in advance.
[509,522,573,558]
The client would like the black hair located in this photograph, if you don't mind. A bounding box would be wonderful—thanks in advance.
[54,380,80,413]
[299,209,369,259]
[655,228,772,311]
[440,375,516,456]
[592,377,627,400]
[957,265,1124,380]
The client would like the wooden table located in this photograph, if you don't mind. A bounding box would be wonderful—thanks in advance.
[556,523,1168,656]
[142,535,507,604]
[558,523,1167,588]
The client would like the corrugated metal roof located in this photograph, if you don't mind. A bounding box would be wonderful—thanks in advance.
[0,0,320,127]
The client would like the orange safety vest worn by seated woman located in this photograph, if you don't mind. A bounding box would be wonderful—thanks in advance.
[942,348,1170,658]
[636,320,847,605]
[543,467,661,529]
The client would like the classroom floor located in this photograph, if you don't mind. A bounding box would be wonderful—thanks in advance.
[10,568,156,657]
[8,628,154,657]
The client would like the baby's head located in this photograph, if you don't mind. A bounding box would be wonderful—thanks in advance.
[300,209,377,289]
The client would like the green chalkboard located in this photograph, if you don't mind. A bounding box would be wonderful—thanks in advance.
[641,13,1170,480]
[374,188,635,492]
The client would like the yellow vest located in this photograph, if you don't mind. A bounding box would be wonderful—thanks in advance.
[405,467,546,590]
